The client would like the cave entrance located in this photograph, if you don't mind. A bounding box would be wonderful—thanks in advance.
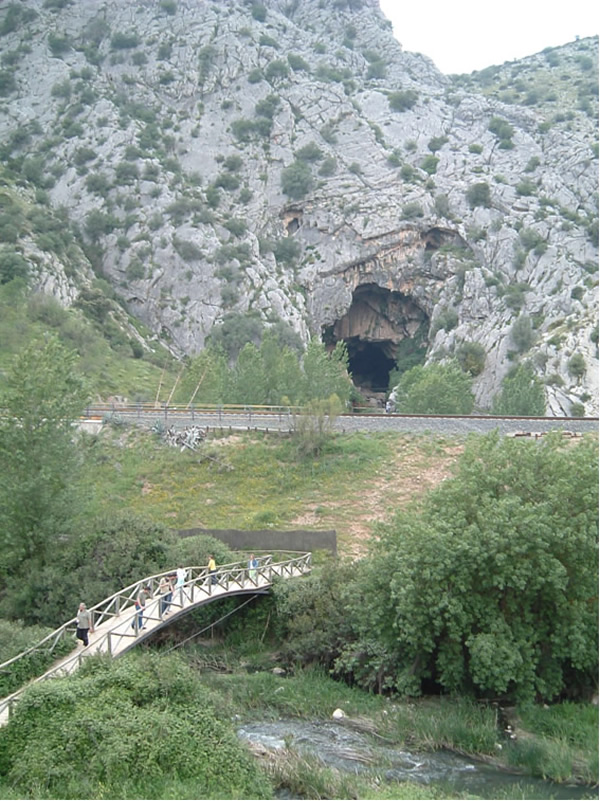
[345,339,396,392]
[323,283,429,399]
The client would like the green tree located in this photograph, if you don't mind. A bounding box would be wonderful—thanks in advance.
[259,332,303,405]
[492,364,545,415]
[281,159,313,200]
[394,362,474,414]
[293,394,343,457]
[0,337,88,582]
[301,340,352,405]
[229,342,267,404]
[355,433,599,701]
[466,182,492,208]
[177,347,229,405]
[456,341,486,376]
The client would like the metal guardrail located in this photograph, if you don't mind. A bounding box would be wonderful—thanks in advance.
[82,402,599,423]
[0,552,311,723]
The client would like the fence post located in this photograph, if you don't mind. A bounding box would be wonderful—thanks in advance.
[107,632,112,656]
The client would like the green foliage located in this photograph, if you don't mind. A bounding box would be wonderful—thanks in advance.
[251,2,267,21]
[466,182,491,208]
[492,363,545,415]
[47,32,70,56]
[272,236,300,265]
[173,238,202,262]
[455,341,486,376]
[428,136,448,153]
[264,59,289,82]
[0,250,28,284]
[420,154,439,174]
[293,395,344,457]
[510,315,536,353]
[0,337,88,584]
[394,362,474,414]
[567,352,586,379]
[254,93,280,119]
[388,90,418,112]
[401,201,423,219]
[0,620,73,696]
[295,142,322,162]
[488,116,514,147]
[281,159,313,199]
[110,31,140,50]
[85,209,118,241]
[0,653,271,799]
[287,53,310,71]
[275,562,355,664]
[516,179,537,197]
[361,432,598,701]
[318,156,337,176]
[208,312,264,361]
[434,194,451,217]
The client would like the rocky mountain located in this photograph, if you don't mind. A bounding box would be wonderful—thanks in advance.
[0,0,598,414]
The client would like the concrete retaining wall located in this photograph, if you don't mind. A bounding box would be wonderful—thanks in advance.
[177,527,337,555]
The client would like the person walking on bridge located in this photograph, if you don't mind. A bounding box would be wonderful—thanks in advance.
[208,554,217,585]
[76,602,94,646]
[132,585,151,631]
[248,553,258,583]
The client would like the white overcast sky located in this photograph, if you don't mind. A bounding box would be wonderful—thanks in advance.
[378,0,598,74]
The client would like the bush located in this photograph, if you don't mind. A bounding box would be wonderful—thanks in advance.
[264,59,289,82]
[0,250,28,284]
[466,182,491,208]
[456,341,486,376]
[110,31,140,49]
[510,315,536,352]
[173,238,202,262]
[296,142,322,162]
[402,202,423,219]
[428,136,448,152]
[567,353,586,380]
[364,432,598,701]
[432,307,458,334]
[388,89,418,112]
[394,362,474,414]
[0,654,271,799]
[281,160,313,200]
[492,363,545,415]
[272,237,300,265]
[288,53,310,71]
[516,179,537,197]
[420,155,439,174]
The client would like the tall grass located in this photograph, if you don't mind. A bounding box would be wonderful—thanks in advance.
[506,703,599,784]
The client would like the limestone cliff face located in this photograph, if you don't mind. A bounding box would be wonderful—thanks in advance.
[0,0,597,413]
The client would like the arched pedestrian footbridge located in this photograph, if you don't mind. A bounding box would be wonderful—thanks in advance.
[0,552,310,726]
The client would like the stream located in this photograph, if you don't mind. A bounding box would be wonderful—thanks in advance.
[237,719,595,800]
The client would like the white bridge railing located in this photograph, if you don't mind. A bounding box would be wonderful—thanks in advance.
[0,552,311,724]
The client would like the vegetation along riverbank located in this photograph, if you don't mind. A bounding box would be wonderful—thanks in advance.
[0,338,597,798]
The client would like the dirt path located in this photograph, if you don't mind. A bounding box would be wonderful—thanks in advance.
[290,441,463,558]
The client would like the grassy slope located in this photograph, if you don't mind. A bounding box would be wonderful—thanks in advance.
[78,426,462,556]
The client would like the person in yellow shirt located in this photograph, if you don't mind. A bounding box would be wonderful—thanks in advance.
[208,554,217,585]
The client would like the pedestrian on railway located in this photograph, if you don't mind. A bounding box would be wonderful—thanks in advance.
[248,553,258,583]
[76,602,94,647]
[208,554,217,585]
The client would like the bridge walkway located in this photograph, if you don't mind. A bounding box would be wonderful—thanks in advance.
[0,552,311,726]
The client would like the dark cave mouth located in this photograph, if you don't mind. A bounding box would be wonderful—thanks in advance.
[346,339,396,391]
[323,283,431,396]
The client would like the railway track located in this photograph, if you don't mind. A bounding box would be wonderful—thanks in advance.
[82,404,598,436]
